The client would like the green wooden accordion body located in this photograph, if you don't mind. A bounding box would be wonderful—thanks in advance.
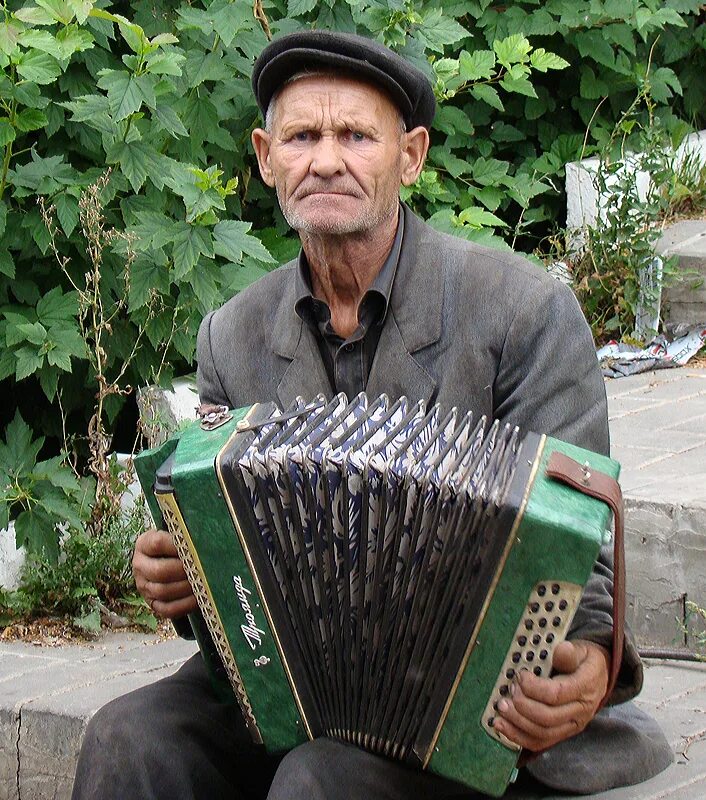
[135,394,619,797]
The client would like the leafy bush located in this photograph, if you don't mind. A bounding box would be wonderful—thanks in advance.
[0,411,93,561]
[0,0,704,556]
[0,486,154,632]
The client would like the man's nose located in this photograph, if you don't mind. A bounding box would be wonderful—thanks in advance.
[309,135,346,178]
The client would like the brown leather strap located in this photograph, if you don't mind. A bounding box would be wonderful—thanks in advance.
[544,450,625,709]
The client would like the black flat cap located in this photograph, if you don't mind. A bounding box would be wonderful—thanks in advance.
[252,30,436,130]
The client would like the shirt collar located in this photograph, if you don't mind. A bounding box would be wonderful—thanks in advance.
[294,205,405,326]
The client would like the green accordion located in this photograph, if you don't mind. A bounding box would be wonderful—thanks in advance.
[135,394,620,797]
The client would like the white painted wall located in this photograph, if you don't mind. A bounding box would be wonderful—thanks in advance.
[565,129,706,235]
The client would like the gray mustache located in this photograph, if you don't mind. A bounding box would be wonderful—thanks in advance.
[295,183,363,199]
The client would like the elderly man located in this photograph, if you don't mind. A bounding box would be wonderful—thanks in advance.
[72,31,671,800]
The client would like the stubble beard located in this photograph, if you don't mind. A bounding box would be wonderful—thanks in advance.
[276,171,401,237]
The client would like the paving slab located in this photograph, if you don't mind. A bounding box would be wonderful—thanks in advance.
[0,634,198,800]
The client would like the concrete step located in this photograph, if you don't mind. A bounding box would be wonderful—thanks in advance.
[606,368,706,649]
[657,220,706,326]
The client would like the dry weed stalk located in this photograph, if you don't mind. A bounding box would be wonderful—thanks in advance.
[38,171,160,535]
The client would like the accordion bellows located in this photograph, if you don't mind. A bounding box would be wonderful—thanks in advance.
[135,394,619,797]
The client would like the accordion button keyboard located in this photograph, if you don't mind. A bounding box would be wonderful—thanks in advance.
[482,580,583,751]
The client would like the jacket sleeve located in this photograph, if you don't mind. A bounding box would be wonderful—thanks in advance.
[494,277,642,705]
[196,310,231,406]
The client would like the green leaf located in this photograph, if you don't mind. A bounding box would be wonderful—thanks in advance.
[493,34,531,68]
[14,5,57,26]
[432,105,473,136]
[14,108,48,132]
[67,0,93,25]
[36,484,84,528]
[213,220,275,265]
[529,48,570,72]
[430,147,473,179]
[0,119,15,148]
[144,50,185,76]
[35,0,74,24]
[75,606,102,632]
[574,30,615,69]
[54,191,79,237]
[501,74,537,98]
[183,49,230,88]
[472,157,509,186]
[188,260,220,310]
[128,259,165,310]
[470,83,504,111]
[14,508,59,561]
[153,103,188,138]
[38,364,58,401]
[19,28,65,60]
[458,206,507,228]
[16,321,47,346]
[129,211,176,251]
[36,286,78,326]
[97,69,144,122]
[47,323,85,362]
[0,22,22,56]
[171,223,213,280]
[32,455,81,492]
[579,66,609,100]
[106,140,165,193]
[150,33,178,47]
[0,410,42,475]
[418,9,470,52]
[0,249,15,278]
[212,2,252,47]
[55,24,94,58]
[459,49,496,81]
[16,49,63,85]
[287,0,317,17]
[14,345,44,380]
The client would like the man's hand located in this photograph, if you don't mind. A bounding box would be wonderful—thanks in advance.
[133,529,197,619]
[494,639,610,752]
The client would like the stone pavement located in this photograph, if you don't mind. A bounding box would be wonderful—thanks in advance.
[0,366,704,800]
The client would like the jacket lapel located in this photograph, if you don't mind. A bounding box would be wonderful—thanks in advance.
[366,207,443,404]
[269,264,333,408]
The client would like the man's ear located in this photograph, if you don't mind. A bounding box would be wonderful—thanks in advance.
[400,126,430,186]
[251,128,275,188]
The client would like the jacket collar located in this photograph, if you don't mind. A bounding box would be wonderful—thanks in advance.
[270,204,442,408]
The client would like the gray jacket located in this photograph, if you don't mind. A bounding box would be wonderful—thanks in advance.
[197,205,671,793]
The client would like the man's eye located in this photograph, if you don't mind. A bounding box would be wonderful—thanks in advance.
[350,131,366,142]
[292,131,312,142]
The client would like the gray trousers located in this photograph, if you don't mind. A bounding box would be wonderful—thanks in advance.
[71,653,672,800]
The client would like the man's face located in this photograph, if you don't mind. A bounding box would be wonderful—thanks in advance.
[254,75,408,236]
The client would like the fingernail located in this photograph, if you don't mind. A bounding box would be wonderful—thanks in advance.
[510,681,516,697]
[497,699,510,713]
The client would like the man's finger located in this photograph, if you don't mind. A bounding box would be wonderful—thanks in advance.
[493,712,584,752]
[133,552,187,585]
[501,688,588,732]
[142,579,194,603]
[551,640,583,674]
[151,595,199,620]
[136,529,179,558]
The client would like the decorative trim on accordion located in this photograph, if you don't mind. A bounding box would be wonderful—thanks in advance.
[215,416,314,742]
[155,490,263,744]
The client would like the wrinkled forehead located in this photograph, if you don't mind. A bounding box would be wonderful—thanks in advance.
[268,71,404,130]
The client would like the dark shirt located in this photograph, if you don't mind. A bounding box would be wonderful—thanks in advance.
[294,209,404,399]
